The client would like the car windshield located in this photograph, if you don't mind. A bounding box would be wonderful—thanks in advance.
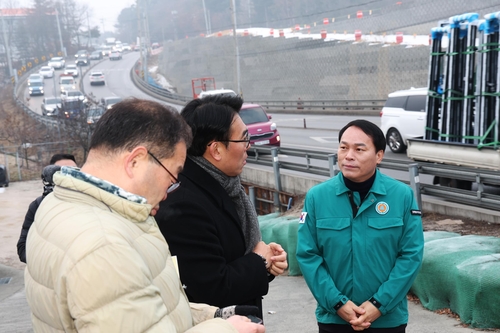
[88,107,104,116]
[30,81,43,87]
[239,107,269,124]
[91,73,102,76]
[67,65,76,70]
[51,57,62,61]
[61,79,73,84]
[41,67,51,71]
[68,91,81,97]
[46,98,61,104]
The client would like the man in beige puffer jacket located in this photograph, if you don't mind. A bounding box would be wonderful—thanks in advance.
[24,99,265,333]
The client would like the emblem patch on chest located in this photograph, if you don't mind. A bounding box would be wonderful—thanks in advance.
[299,212,308,223]
[375,202,389,215]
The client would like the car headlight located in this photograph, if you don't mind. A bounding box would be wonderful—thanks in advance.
[29,87,33,91]
[270,122,277,131]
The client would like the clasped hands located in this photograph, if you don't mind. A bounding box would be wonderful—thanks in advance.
[253,241,288,276]
[336,300,381,331]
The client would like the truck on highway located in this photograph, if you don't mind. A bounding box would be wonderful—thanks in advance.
[406,12,500,190]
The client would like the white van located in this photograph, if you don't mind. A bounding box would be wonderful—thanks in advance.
[198,89,237,99]
[380,87,428,153]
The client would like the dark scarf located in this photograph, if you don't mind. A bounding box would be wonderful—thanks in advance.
[190,155,261,254]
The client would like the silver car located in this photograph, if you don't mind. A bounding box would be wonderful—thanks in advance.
[41,96,62,116]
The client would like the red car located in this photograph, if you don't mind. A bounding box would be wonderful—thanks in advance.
[240,103,281,147]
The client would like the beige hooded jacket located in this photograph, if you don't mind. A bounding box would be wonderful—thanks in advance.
[25,171,237,333]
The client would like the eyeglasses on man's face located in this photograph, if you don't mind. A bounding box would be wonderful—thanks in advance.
[147,151,181,193]
[207,132,251,149]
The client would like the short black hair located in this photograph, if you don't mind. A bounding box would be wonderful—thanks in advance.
[181,95,244,156]
[49,153,76,165]
[90,98,192,159]
[338,119,386,153]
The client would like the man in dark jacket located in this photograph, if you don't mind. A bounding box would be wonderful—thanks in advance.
[155,95,288,319]
[16,154,76,263]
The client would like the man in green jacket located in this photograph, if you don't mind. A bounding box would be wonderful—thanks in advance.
[296,119,424,333]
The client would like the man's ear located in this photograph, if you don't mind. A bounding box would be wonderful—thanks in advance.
[206,141,223,162]
[376,150,384,165]
[124,146,149,177]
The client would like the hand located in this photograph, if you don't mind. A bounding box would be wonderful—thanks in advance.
[336,300,366,325]
[349,301,381,331]
[226,315,266,333]
[253,241,273,268]
[268,243,287,276]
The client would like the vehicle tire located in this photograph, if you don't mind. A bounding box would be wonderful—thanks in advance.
[387,128,406,153]
[438,177,472,190]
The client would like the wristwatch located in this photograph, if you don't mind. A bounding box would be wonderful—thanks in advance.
[334,295,349,311]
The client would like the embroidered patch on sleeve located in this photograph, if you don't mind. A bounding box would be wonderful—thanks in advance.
[411,210,422,216]
[299,212,308,224]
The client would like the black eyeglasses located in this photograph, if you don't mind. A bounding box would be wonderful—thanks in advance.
[147,151,181,193]
[207,133,251,148]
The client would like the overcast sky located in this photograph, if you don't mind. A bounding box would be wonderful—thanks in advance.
[15,0,135,33]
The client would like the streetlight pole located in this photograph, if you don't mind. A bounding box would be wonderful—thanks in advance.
[55,8,66,57]
[201,0,209,36]
[1,11,14,79]
[230,0,241,95]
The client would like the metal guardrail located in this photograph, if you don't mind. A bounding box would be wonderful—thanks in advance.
[129,61,385,112]
[130,67,191,106]
[246,99,386,112]
[246,145,500,211]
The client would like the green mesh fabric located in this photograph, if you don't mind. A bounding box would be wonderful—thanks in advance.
[259,213,302,276]
[411,231,500,329]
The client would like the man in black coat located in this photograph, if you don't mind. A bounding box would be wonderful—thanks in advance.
[155,95,288,319]
[17,154,76,263]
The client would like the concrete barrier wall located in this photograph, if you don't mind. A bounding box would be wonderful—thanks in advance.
[159,35,429,101]
[158,0,500,102]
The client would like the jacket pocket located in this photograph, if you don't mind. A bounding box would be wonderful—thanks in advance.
[317,217,351,230]
[368,218,403,229]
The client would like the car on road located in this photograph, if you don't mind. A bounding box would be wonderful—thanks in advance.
[39,66,54,78]
[48,57,65,69]
[86,105,105,124]
[64,64,79,77]
[90,50,103,60]
[109,51,122,60]
[121,43,132,51]
[61,89,87,104]
[59,75,76,93]
[28,74,43,85]
[380,87,428,153]
[89,71,105,86]
[198,89,237,98]
[75,49,88,59]
[41,96,62,116]
[28,80,44,96]
[75,54,89,66]
[100,96,122,109]
[58,99,85,119]
[240,103,281,147]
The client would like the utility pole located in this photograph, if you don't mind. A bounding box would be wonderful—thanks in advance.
[86,11,91,47]
[201,0,209,36]
[55,8,66,56]
[1,10,14,79]
[230,0,241,95]
[137,0,144,78]
[142,0,149,80]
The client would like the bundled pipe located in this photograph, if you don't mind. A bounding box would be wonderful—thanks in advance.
[426,26,448,140]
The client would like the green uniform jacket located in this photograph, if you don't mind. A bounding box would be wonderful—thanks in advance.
[296,170,424,328]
